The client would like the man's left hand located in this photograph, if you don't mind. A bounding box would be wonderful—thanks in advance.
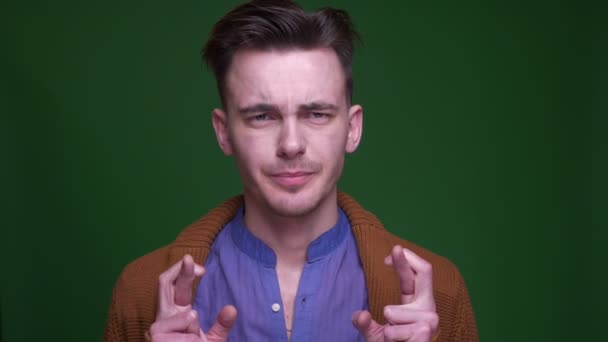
[352,245,439,342]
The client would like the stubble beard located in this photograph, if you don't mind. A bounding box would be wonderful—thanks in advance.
[254,161,344,219]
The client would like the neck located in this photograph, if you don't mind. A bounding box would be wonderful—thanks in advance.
[242,190,339,267]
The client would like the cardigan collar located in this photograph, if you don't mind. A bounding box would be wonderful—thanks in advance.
[168,191,400,325]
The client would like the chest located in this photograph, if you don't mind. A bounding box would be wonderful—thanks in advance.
[276,265,303,339]
[195,250,368,341]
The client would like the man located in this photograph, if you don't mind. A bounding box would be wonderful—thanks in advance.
[104,1,477,341]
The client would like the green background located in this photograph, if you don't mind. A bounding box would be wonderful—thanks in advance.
[3,0,605,340]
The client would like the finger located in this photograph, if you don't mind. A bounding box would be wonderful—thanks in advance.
[150,310,198,336]
[351,310,384,340]
[151,333,201,342]
[383,322,433,342]
[158,259,191,315]
[401,248,434,300]
[175,254,205,306]
[386,245,415,303]
[205,305,238,340]
[186,311,202,336]
[383,305,439,327]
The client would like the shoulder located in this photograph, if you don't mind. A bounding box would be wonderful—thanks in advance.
[356,221,467,302]
[105,245,172,341]
[373,231,478,341]
[338,191,466,297]
[105,196,244,341]
[378,229,467,299]
[112,245,172,317]
[338,191,476,338]
[118,245,172,289]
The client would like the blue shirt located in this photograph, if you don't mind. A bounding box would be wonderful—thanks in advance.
[193,207,368,341]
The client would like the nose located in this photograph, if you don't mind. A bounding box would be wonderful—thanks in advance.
[277,117,306,159]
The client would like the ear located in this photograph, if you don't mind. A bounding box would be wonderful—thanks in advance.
[212,108,233,156]
[345,104,363,153]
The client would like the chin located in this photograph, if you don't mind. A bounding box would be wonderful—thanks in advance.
[265,192,319,217]
[262,185,333,218]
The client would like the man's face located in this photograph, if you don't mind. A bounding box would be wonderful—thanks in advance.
[212,48,363,217]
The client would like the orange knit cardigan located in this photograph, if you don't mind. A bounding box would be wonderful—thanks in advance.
[104,193,477,341]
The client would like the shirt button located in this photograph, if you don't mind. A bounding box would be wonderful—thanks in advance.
[271,303,281,312]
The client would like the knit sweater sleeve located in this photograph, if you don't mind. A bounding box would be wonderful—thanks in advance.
[103,198,239,341]
[104,271,132,342]
[453,269,478,341]
[104,247,169,342]
[432,262,477,342]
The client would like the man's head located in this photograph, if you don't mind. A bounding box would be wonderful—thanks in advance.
[202,0,360,106]
[204,0,363,218]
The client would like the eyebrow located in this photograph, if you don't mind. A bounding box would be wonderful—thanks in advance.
[237,102,339,115]
[299,102,339,112]
[237,103,279,115]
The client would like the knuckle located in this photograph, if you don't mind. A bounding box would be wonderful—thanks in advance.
[149,322,161,336]
[418,322,432,336]
[383,306,392,318]
[429,312,439,328]
[383,326,396,340]
[420,260,432,274]
[158,272,169,286]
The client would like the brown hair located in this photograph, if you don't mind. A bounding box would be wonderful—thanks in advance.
[202,0,360,106]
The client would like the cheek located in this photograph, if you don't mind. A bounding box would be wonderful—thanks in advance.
[230,128,276,169]
[312,129,348,163]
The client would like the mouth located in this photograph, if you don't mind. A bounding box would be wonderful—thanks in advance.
[269,171,315,188]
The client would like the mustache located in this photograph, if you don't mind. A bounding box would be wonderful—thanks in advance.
[263,160,322,174]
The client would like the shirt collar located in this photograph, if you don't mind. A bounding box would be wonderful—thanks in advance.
[230,206,350,268]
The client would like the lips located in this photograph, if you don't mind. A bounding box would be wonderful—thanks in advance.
[270,171,314,188]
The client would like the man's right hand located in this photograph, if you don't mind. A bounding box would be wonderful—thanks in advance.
[149,254,238,342]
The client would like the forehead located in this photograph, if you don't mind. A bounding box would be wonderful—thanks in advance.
[224,48,347,109]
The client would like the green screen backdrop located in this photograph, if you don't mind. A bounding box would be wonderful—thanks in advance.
[3,0,605,341]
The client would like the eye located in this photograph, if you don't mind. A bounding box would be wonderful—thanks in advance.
[253,113,270,121]
[247,113,277,127]
[308,112,331,123]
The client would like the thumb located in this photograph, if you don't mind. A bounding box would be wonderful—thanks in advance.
[205,305,238,341]
[352,310,384,341]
